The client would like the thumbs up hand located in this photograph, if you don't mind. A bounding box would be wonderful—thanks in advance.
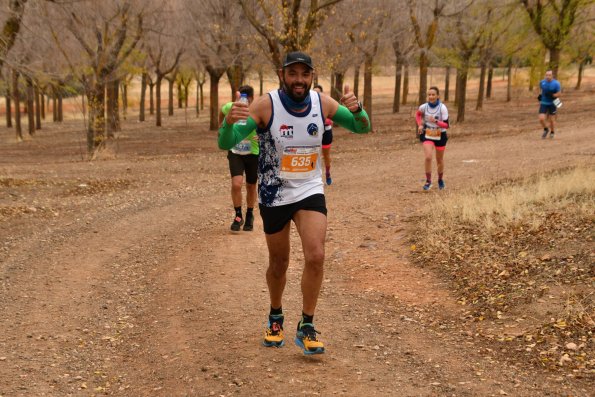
[226,91,250,124]
[340,84,362,113]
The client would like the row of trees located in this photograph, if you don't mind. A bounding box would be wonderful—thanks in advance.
[0,0,593,156]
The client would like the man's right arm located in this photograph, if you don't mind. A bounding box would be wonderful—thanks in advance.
[218,118,257,150]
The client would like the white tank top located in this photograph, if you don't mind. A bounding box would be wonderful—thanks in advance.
[418,102,449,131]
[258,90,325,207]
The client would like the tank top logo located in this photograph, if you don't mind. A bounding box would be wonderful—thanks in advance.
[279,124,294,139]
[307,123,319,137]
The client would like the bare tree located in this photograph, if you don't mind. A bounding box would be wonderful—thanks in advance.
[239,0,343,70]
[186,0,253,130]
[389,0,415,113]
[520,0,589,77]
[43,1,145,155]
[409,0,447,105]
[451,7,491,122]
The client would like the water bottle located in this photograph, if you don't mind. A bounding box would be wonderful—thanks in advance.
[236,93,249,125]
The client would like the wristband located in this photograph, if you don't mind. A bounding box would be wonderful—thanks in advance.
[351,101,363,114]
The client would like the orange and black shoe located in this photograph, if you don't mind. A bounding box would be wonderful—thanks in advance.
[230,216,244,232]
[294,320,324,355]
[263,315,284,347]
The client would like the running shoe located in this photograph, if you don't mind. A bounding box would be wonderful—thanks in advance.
[243,212,254,231]
[423,181,432,191]
[549,131,555,139]
[541,128,549,139]
[263,315,284,347]
[438,180,445,190]
[230,216,244,231]
[295,321,324,355]
[326,173,332,186]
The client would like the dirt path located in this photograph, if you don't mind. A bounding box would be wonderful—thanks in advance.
[1,90,593,396]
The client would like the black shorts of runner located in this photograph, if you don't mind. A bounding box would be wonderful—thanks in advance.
[419,131,448,148]
[227,151,258,184]
[539,104,557,115]
[322,130,333,146]
[259,193,327,235]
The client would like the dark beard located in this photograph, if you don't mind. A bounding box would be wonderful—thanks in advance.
[281,79,311,103]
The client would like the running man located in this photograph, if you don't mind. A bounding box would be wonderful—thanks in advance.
[415,86,449,191]
[218,85,258,231]
[313,84,333,185]
[538,70,561,139]
[218,51,370,355]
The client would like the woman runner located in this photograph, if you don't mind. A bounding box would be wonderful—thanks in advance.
[415,86,449,191]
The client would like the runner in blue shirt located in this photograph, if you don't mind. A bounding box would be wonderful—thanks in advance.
[538,70,561,139]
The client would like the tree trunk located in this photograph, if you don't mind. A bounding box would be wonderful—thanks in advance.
[332,72,343,102]
[529,63,537,92]
[5,85,12,128]
[476,62,486,111]
[106,79,120,136]
[182,79,192,109]
[149,82,155,115]
[258,69,264,96]
[34,84,41,130]
[549,47,561,78]
[52,87,57,122]
[456,64,468,123]
[121,81,128,120]
[57,87,63,122]
[207,68,225,131]
[196,80,200,117]
[454,68,459,104]
[177,80,183,108]
[199,82,204,110]
[40,89,45,120]
[26,77,34,136]
[140,73,147,122]
[167,77,174,116]
[402,64,409,105]
[506,61,512,102]
[87,84,106,153]
[575,60,585,90]
[393,61,402,113]
[486,65,493,98]
[353,65,360,98]
[12,69,22,141]
[227,64,244,101]
[418,52,429,105]
[330,73,335,95]
[363,55,373,128]
[444,66,450,102]
[156,75,163,127]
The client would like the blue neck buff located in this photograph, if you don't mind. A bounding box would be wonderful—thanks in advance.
[280,88,311,110]
[428,99,440,109]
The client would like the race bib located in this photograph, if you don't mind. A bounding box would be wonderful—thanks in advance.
[231,139,252,155]
[280,146,319,179]
[425,128,442,141]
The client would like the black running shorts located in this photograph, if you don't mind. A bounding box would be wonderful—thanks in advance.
[259,194,327,235]
[227,151,258,184]
[419,130,448,147]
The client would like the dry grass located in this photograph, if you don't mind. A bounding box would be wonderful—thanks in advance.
[411,165,594,374]
[433,166,594,230]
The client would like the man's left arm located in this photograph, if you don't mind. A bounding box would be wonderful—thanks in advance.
[553,81,562,98]
[325,84,370,134]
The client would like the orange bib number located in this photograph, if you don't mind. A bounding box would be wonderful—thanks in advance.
[425,128,442,140]
[280,146,319,179]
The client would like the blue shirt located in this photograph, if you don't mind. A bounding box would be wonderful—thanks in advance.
[539,79,561,105]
